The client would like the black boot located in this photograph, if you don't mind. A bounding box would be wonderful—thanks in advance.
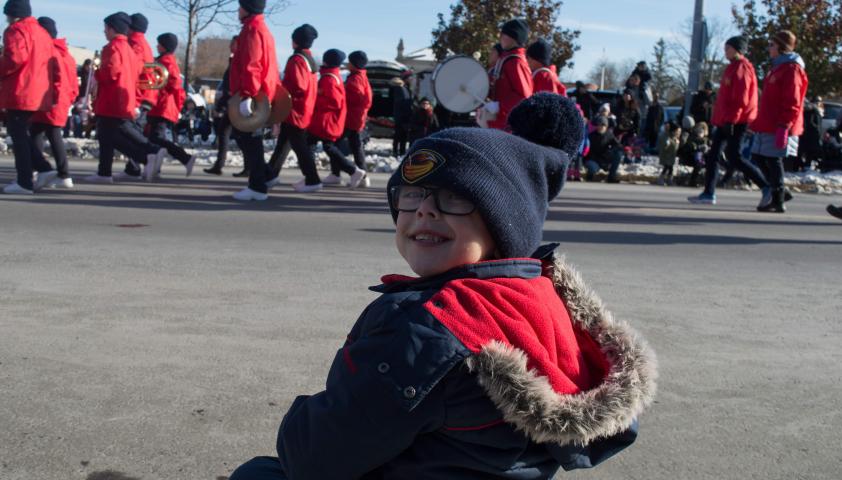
[783,188,793,202]
[232,169,250,177]
[758,188,786,213]
[827,205,842,221]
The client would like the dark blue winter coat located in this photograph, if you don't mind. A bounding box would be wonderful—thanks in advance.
[236,250,657,480]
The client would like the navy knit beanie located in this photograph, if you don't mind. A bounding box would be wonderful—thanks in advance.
[387,93,583,259]
[526,38,552,66]
[725,35,747,54]
[501,18,529,46]
[104,12,131,35]
[38,16,57,39]
[3,0,30,18]
[130,13,148,33]
[322,48,345,68]
[157,33,178,53]
[239,0,265,14]
[349,50,368,69]
[292,24,318,49]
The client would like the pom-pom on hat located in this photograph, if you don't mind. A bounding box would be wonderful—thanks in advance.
[348,50,368,69]
[292,23,317,49]
[500,18,529,46]
[239,0,265,14]
[157,33,178,53]
[526,38,552,66]
[130,13,148,33]
[725,35,747,54]
[387,93,583,259]
[37,16,57,39]
[322,48,345,68]
[3,0,31,18]
[104,12,131,35]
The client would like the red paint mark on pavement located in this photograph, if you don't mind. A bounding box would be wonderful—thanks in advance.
[115,224,149,228]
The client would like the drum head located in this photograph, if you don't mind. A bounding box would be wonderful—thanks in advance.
[432,56,489,113]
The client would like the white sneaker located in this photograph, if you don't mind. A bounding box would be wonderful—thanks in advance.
[3,182,34,194]
[85,174,114,184]
[232,187,268,201]
[49,177,74,189]
[185,155,196,177]
[322,173,342,185]
[145,149,166,182]
[114,171,142,181]
[361,176,371,188]
[265,176,281,189]
[34,170,58,191]
[293,178,323,193]
[348,168,367,189]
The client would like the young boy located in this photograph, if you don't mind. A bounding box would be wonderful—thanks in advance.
[585,116,622,183]
[230,93,657,480]
[657,122,682,185]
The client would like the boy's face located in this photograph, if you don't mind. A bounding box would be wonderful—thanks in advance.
[597,125,608,134]
[395,190,496,278]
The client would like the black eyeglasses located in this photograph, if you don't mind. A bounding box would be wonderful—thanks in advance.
[390,185,476,215]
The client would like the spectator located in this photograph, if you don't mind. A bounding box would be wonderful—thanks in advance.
[820,112,842,172]
[657,122,681,185]
[689,81,715,125]
[796,96,823,172]
[614,89,641,162]
[389,77,412,157]
[407,97,439,144]
[573,81,598,119]
[678,118,710,187]
[591,102,616,130]
[585,116,621,182]
[643,91,665,151]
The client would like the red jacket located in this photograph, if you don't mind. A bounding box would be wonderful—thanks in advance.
[33,38,79,126]
[230,14,279,101]
[532,65,566,96]
[489,48,532,130]
[283,50,317,129]
[94,35,140,119]
[0,17,53,111]
[129,31,158,108]
[750,56,809,136]
[711,56,757,127]
[344,70,372,132]
[148,53,186,124]
[307,67,346,142]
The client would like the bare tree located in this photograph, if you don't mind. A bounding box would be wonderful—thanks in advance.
[150,0,288,84]
[587,58,636,91]
[193,35,232,79]
[666,16,733,92]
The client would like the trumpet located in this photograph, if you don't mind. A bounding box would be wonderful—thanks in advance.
[139,62,169,90]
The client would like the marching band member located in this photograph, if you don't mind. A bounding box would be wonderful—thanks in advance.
[85,12,165,184]
[486,18,532,130]
[1,0,53,194]
[129,13,158,122]
[266,23,319,191]
[330,49,372,188]
[306,48,366,190]
[27,16,78,189]
[230,0,279,201]
[146,33,195,177]
[527,38,566,96]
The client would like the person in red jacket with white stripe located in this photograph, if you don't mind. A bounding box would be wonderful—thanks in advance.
[486,19,533,130]
[306,49,366,191]
[230,0,279,201]
[145,33,195,178]
[27,17,78,190]
[526,39,566,96]
[129,14,158,120]
[324,50,372,188]
[750,30,808,213]
[689,36,766,206]
[266,24,320,190]
[84,12,166,184]
[1,0,53,194]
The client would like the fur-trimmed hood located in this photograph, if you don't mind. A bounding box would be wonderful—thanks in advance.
[460,255,658,446]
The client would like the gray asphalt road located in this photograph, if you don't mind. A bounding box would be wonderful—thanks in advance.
[1,157,841,480]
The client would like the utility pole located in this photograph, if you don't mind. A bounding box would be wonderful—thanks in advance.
[683,0,704,117]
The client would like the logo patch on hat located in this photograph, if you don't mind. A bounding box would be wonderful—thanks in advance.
[401,149,446,184]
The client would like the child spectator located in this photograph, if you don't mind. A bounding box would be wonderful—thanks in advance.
[657,122,681,185]
[591,102,616,131]
[228,94,657,480]
[585,115,622,182]
[407,97,439,144]
[678,118,711,187]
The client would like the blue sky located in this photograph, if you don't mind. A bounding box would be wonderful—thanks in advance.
[34,0,739,80]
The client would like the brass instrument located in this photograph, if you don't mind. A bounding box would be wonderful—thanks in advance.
[139,62,169,90]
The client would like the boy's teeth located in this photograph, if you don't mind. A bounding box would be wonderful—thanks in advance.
[415,234,443,242]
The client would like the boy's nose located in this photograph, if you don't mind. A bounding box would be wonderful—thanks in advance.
[415,194,440,218]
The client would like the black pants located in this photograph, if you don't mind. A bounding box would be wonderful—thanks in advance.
[148,116,191,165]
[345,129,366,169]
[30,122,69,179]
[754,154,784,191]
[703,124,768,195]
[268,123,320,185]
[7,110,42,190]
[393,124,408,157]
[660,165,674,177]
[96,116,161,177]
[232,127,270,193]
[210,115,232,171]
[312,135,356,177]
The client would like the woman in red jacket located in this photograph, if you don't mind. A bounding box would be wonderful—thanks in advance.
[306,49,366,190]
[526,39,566,96]
[749,30,808,213]
[27,17,77,190]
[326,50,372,187]
[0,0,53,195]
[145,33,195,179]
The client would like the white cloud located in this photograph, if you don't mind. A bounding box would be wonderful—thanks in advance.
[566,19,670,39]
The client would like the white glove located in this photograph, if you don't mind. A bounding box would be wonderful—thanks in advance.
[484,101,500,115]
[239,98,253,117]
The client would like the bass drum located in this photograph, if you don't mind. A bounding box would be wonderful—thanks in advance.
[432,55,489,114]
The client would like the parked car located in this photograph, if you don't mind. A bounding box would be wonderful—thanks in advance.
[365,60,408,138]
[822,101,841,136]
